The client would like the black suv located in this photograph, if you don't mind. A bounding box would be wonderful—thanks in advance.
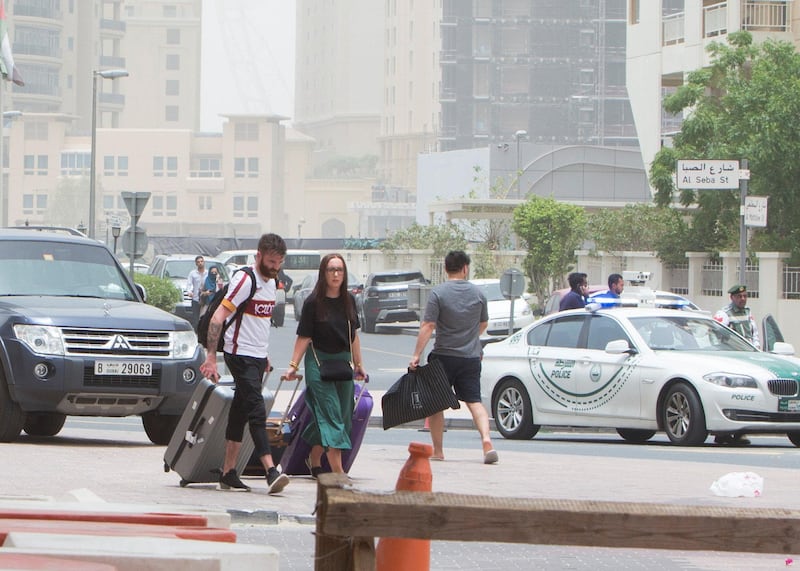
[0,230,203,444]
[359,269,426,333]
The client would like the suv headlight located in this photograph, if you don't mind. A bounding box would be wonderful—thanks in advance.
[14,325,65,356]
[703,372,758,389]
[173,330,197,359]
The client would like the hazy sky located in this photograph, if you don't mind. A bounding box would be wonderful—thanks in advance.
[200,0,295,132]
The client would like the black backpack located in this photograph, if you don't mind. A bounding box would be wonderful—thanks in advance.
[197,266,257,351]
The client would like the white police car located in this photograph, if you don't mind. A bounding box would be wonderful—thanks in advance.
[481,306,800,446]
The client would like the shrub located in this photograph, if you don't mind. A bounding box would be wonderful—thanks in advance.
[132,273,181,313]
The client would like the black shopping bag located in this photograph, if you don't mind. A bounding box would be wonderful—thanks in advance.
[381,360,460,430]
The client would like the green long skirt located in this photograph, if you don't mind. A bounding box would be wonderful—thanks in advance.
[301,349,354,450]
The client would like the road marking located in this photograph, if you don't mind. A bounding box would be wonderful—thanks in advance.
[69,488,107,503]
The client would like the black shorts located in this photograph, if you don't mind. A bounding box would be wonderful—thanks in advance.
[428,353,481,403]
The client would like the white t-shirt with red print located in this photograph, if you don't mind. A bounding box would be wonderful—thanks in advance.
[220,266,276,358]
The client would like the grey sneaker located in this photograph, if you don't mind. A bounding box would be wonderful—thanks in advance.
[219,469,251,491]
[267,468,289,494]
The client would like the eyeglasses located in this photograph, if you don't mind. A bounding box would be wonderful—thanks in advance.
[326,267,345,274]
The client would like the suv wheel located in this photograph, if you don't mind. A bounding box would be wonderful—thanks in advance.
[24,412,66,437]
[0,370,25,442]
[142,411,181,445]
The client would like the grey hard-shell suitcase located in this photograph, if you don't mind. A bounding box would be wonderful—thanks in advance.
[163,376,275,487]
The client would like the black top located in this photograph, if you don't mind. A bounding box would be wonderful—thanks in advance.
[296,293,360,354]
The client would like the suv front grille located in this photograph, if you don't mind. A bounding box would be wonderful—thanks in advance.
[768,379,799,397]
[62,328,172,358]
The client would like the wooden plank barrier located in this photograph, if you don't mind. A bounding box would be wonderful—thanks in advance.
[314,473,800,571]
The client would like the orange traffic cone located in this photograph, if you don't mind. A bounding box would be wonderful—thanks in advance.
[375,442,433,571]
[418,417,430,432]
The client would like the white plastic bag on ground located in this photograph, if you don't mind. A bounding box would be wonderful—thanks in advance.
[710,471,764,498]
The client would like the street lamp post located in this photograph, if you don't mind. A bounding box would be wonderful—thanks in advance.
[0,110,22,227]
[514,130,528,199]
[89,69,128,239]
[111,223,121,256]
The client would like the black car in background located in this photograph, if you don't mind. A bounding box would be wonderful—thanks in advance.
[0,230,203,445]
[358,269,427,333]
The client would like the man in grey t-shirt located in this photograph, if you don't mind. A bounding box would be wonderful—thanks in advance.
[410,250,498,464]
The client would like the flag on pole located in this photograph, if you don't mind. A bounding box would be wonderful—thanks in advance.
[0,1,23,86]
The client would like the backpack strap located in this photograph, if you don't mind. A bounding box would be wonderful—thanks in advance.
[222,266,259,336]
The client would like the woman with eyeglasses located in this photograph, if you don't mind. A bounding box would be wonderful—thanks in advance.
[285,253,367,476]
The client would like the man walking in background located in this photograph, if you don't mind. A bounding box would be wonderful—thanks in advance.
[187,255,207,331]
[410,250,498,464]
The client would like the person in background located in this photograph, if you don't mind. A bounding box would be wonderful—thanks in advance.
[559,272,588,311]
[589,273,624,307]
[410,250,497,465]
[187,255,207,331]
[199,233,292,494]
[285,253,367,477]
[199,266,224,317]
[712,284,759,446]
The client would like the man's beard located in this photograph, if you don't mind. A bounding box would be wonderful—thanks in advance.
[259,262,279,279]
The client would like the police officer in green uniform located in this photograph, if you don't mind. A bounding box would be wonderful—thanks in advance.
[712,284,760,446]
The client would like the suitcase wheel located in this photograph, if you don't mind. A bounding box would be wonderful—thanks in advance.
[163,461,170,473]
[179,479,191,488]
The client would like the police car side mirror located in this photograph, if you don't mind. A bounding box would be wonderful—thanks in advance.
[771,342,795,356]
[605,339,636,355]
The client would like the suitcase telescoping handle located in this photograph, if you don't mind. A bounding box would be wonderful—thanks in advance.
[354,374,369,411]
[275,374,302,426]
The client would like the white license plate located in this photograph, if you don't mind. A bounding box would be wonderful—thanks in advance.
[495,321,509,330]
[386,291,404,298]
[94,361,152,376]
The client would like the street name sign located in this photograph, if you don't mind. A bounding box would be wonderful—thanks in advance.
[676,160,740,190]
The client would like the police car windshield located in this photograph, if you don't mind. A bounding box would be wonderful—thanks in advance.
[629,316,758,352]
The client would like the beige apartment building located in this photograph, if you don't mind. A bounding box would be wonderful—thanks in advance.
[626,0,800,175]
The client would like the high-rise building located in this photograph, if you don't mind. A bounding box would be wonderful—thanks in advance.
[439,0,637,151]
[626,0,797,178]
[7,0,202,132]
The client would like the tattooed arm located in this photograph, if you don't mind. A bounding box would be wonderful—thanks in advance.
[199,304,233,383]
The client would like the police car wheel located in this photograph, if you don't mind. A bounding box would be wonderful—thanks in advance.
[661,383,707,446]
[616,428,656,443]
[493,378,539,440]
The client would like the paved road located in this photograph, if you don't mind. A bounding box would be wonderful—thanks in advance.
[8,417,800,570]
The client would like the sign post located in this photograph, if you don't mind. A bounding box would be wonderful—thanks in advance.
[677,159,750,284]
[500,268,526,336]
[121,191,151,280]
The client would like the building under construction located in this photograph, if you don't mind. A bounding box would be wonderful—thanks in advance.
[439,0,637,151]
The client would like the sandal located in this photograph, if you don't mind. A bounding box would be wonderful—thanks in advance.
[305,456,325,479]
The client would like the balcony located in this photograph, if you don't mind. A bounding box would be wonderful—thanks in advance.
[662,11,685,46]
[703,2,727,38]
[100,19,127,32]
[100,56,126,68]
[742,1,790,32]
[99,92,125,106]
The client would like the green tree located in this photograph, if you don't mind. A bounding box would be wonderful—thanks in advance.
[512,196,587,309]
[47,176,91,228]
[650,31,800,260]
[588,203,690,266]
[381,222,467,258]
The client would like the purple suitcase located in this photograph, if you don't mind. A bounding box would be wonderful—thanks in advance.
[279,381,372,475]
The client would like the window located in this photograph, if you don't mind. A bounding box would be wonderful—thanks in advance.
[165,105,179,121]
[586,317,629,350]
[630,0,640,24]
[24,154,48,176]
[165,54,180,70]
[165,79,179,96]
[103,155,128,177]
[234,122,259,141]
[233,195,258,218]
[198,196,212,210]
[152,194,178,216]
[191,156,222,178]
[153,156,178,177]
[61,151,90,175]
[545,316,585,349]
[22,191,47,214]
[234,157,259,178]
[166,29,180,44]
[163,5,177,17]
